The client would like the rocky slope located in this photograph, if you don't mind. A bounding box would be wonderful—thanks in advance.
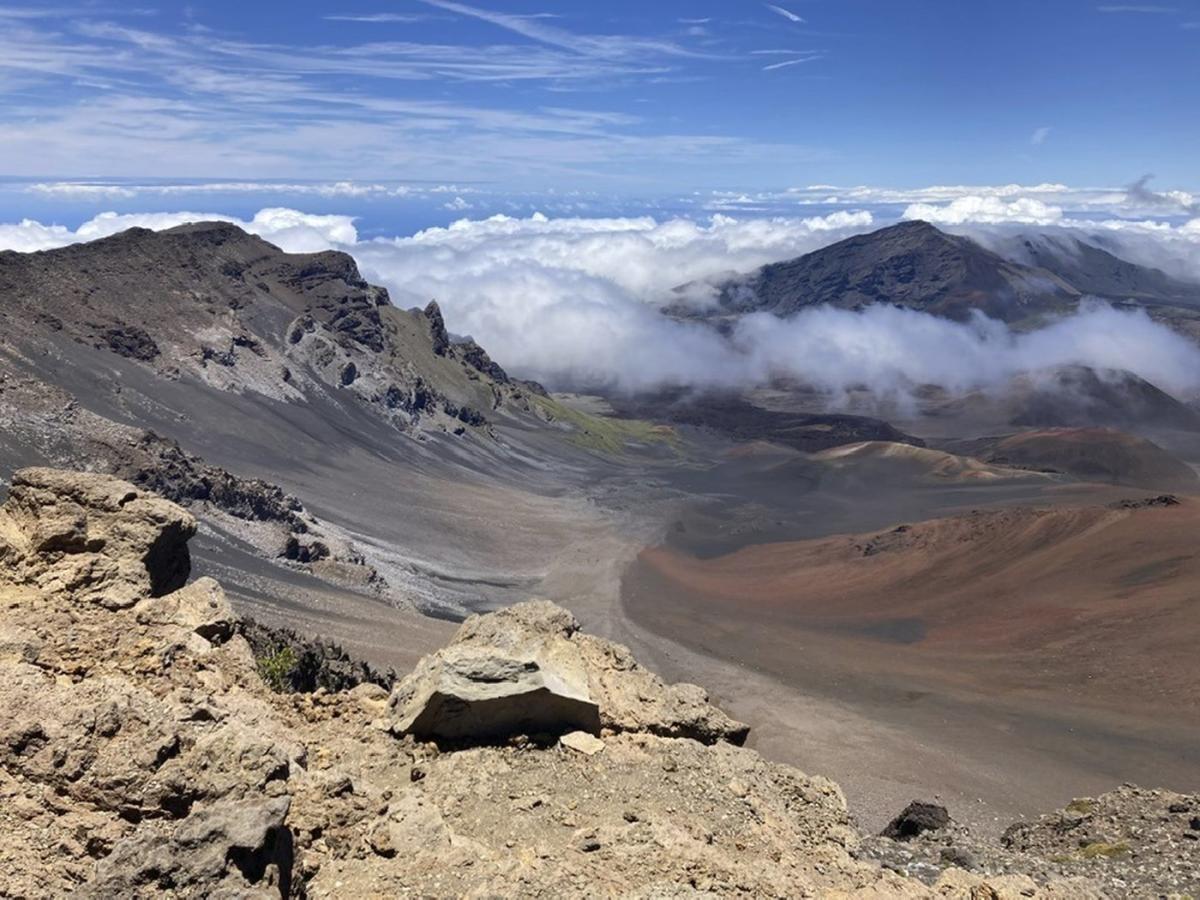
[2,467,1175,898]
[0,221,535,433]
[0,221,639,622]
[674,219,1200,325]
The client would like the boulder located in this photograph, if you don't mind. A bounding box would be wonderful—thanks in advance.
[389,645,601,743]
[1,467,196,608]
[87,797,292,898]
[134,576,235,643]
[390,600,748,746]
[881,800,951,840]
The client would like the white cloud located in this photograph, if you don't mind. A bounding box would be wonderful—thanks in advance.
[5,206,1200,401]
[1030,126,1051,146]
[762,56,821,71]
[765,4,806,24]
[323,13,429,23]
[0,6,824,186]
[347,209,1200,396]
[419,0,707,60]
[26,182,137,199]
[1096,4,1178,11]
[903,196,1065,226]
[738,300,1200,400]
[0,218,74,253]
[24,180,459,199]
[1122,174,1197,215]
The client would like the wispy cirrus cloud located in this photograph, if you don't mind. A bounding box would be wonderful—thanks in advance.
[762,56,820,71]
[765,4,806,24]
[419,0,709,60]
[24,180,479,199]
[0,5,71,17]
[1030,126,1051,145]
[323,13,432,23]
[0,5,829,184]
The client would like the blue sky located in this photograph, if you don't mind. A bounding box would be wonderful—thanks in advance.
[1,0,1197,199]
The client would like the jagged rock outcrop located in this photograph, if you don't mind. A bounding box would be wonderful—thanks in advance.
[0,467,195,609]
[0,469,297,897]
[0,376,384,597]
[389,600,750,745]
[1,468,1170,898]
[235,618,395,693]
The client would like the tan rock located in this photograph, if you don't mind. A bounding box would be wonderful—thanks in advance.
[389,600,748,745]
[134,576,235,642]
[0,468,1174,899]
[560,731,605,755]
[0,467,196,609]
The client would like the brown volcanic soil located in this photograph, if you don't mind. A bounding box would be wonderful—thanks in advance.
[621,496,1200,832]
[945,427,1200,493]
[633,499,1200,714]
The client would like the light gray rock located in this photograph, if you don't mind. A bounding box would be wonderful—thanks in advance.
[390,645,601,742]
[87,796,293,898]
[389,600,748,745]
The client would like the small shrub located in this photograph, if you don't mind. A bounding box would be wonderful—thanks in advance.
[257,646,299,692]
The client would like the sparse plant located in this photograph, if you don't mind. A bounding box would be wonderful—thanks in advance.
[257,645,298,693]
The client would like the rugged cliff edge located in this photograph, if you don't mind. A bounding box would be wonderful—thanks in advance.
[0,468,1192,898]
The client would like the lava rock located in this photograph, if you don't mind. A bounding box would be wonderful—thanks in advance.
[881,801,951,841]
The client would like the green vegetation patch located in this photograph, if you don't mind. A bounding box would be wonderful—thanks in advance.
[240,619,395,694]
[534,395,678,455]
[1079,841,1130,859]
[257,645,299,693]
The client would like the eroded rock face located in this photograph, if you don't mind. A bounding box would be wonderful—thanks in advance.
[389,600,749,745]
[0,467,196,608]
[0,471,296,898]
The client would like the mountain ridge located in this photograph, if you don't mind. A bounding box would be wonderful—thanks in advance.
[673,219,1200,325]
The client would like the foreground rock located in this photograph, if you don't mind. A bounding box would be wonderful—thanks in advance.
[389,600,750,745]
[0,467,1181,897]
[0,467,195,608]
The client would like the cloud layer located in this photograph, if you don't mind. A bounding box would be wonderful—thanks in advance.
[3,205,1200,402]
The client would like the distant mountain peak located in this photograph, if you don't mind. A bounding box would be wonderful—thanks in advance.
[673,219,1200,325]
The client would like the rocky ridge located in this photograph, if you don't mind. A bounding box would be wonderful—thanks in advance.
[0,222,536,436]
[0,222,582,617]
[0,466,1158,897]
[673,219,1200,326]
